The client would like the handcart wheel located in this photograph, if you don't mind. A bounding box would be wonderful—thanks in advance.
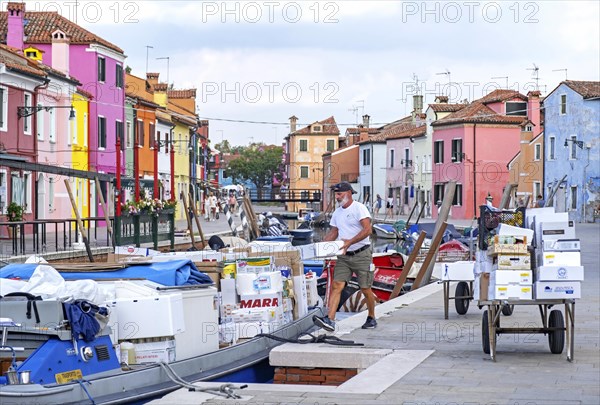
[548,309,565,354]
[501,305,514,316]
[454,282,470,315]
[482,310,490,354]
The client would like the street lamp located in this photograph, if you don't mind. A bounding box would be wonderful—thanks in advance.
[17,105,76,120]
[564,138,585,149]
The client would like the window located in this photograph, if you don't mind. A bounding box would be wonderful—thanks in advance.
[549,136,555,160]
[363,149,371,166]
[403,187,409,204]
[98,57,106,82]
[98,116,107,148]
[453,184,463,206]
[300,166,309,178]
[0,86,7,131]
[49,108,56,143]
[115,64,123,88]
[0,171,7,214]
[326,139,335,152]
[36,104,44,141]
[570,136,577,159]
[312,125,322,132]
[24,172,32,213]
[138,120,145,146]
[451,139,463,162]
[299,139,308,152]
[534,181,541,201]
[83,113,88,147]
[560,94,567,114]
[506,102,527,116]
[570,186,577,210]
[390,149,395,168]
[434,183,445,205]
[434,140,444,164]
[524,124,533,132]
[534,143,541,161]
[116,121,124,151]
[23,93,32,134]
[126,121,132,148]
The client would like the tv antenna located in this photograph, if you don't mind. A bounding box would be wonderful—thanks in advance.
[412,73,421,95]
[552,68,568,80]
[527,63,540,90]
[491,76,509,89]
[348,106,359,125]
[436,69,451,96]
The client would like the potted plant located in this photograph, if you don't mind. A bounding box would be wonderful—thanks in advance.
[6,202,24,238]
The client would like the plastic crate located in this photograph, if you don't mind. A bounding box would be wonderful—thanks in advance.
[478,206,525,250]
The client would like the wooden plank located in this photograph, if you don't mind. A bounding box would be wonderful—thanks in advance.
[181,192,197,249]
[64,179,94,262]
[545,174,568,207]
[189,192,206,246]
[95,176,115,248]
[419,181,456,285]
[411,222,448,291]
[389,230,427,300]
[500,183,517,209]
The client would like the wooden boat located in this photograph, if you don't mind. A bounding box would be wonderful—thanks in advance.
[0,260,323,404]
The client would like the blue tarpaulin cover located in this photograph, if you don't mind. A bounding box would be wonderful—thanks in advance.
[0,259,213,286]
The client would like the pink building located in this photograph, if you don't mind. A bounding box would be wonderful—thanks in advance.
[2,2,126,217]
[431,90,537,219]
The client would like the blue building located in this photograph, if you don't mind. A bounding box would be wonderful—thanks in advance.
[544,81,600,222]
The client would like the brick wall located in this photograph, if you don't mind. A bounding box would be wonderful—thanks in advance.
[273,367,358,385]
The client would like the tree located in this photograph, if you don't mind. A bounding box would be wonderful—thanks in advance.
[227,146,283,195]
[214,139,231,153]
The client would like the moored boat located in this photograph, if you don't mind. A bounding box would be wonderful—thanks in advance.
[372,223,399,239]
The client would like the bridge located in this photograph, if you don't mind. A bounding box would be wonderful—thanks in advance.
[242,189,323,203]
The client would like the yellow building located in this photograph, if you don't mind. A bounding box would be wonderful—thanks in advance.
[285,116,340,212]
[70,89,91,218]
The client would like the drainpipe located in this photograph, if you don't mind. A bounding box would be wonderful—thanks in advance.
[473,124,477,217]
[583,147,590,222]
[31,78,50,220]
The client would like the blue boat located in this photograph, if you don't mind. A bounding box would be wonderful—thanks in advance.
[0,260,323,404]
[372,223,399,239]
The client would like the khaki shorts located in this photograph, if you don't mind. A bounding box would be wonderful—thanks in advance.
[333,247,373,288]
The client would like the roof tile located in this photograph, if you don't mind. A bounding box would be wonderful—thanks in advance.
[292,116,339,135]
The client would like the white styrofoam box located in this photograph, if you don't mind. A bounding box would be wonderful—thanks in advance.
[220,278,238,305]
[112,294,185,340]
[441,261,475,281]
[236,257,272,274]
[110,280,159,298]
[475,250,493,274]
[542,239,580,252]
[541,221,576,241]
[497,223,534,245]
[533,214,569,247]
[489,284,532,300]
[247,241,294,255]
[313,241,344,258]
[103,302,119,345]
[239,292,283,310]
[115,246,151,256]
[490,270,533,285]
[534,281,581,299]
[150,250,223,262]
[540,251,581,266]
[134,339,176,364]
[304,274,320,306]
[173,286,218,361]
[297,243,316,260]
[535,266,584,281]
[494,254,531,270]
[525,207,555,229]
[292,275,308,319]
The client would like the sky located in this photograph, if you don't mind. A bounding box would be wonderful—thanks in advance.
[19,0,600,146]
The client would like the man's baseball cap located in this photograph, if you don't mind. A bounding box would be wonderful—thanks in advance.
[331,181,357,194]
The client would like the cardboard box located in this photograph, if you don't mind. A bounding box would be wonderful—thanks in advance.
[541,221,576,240]
[494,254,531,270]
[487,243,528,256]
[497,224,534,245]
[239,292,283,310]
[535,266,584,281]
[441,261,475,281]
[490,270,532,285]
[474,273,490,301]
[236,257,272,274]
[540,251,581,266]
[534,281,581,299]
[542,239,580,252]
[489,284,532,300]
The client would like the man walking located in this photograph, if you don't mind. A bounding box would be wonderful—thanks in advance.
[313,181,377,332]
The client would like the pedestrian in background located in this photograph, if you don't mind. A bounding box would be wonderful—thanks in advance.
[313,181,377,332]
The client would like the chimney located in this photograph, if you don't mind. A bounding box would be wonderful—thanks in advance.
[51,30,69,75]
[412,95,424,122]
[434,95,449,103]
[362,114,370,128]
[359,125,369,142]
[146,72,159,88]
[7,2,26,50]
[289,115,298,133]
[527,90,541,132]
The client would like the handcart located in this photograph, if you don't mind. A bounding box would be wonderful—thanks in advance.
[479,299,575,362]
[442,279,473,319]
